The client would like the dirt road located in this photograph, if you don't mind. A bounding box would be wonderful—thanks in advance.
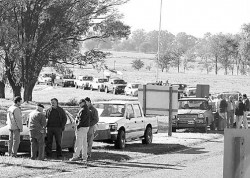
[47,136,223,178]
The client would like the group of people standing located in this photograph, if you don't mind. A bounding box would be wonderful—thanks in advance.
[216,93,250,129]
[6,96,98,164]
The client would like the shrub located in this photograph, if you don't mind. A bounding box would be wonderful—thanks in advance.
[65,98,78,106]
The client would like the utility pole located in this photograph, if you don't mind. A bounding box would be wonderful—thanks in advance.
[156,0,163,82]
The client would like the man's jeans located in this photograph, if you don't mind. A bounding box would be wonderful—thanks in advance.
[8,129,20,156]
[227,110,234,128]
[87,125,96,156]
[243,111,249,129]
[73,127,89,160]
[46,127,63,157]
[236,115,244,129]
[30,133,45,160]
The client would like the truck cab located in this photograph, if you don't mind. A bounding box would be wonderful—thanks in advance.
[74,75,93,89]
[93,100,158,149]
[90,78,108,91]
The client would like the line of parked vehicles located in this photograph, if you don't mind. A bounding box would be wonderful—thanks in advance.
[37,72,140,97]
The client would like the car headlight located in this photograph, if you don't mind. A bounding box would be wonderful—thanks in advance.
[109,123,118,132]
[198,113,204,118]
[22,135,30,140]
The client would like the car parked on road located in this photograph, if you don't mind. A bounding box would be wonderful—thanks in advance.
[54,75,76,87]
[93,100,158,149]
[0,109,76,155]
[172,97,215,133]
[105,78,127,94]
[74,75,93,90]
[90,77,108,92]
[124,83,140,96]
[37,73,53,85]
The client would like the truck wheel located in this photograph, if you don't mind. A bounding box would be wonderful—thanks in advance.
[115,130,125,149]
[142,126,153,144]
[172,127,176,132]
[0,152,5,156]
[201,125,208,133]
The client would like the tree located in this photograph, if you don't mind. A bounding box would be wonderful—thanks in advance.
[182,49,196,73]
[131,59,144,71]
[0,0,130,101]
[131,29,146,52]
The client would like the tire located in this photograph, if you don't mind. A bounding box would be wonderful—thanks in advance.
[0,152,5,156]
[142,126,153,144]
[105,87,109,93]
[172,127,176,132]
[115,130,126,149]
[68,137,76,153]
[201,125,208,133]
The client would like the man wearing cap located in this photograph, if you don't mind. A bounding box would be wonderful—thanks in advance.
[28,103,46,160]
[69,99,90,163]
[6,96,23,157]
[243,94,249,129]
[85,97,99,159]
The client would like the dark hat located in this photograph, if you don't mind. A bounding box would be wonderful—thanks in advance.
[84,97,91,103]
[243,94,247,98]
[37,103,44,108]
[79,99,86,104]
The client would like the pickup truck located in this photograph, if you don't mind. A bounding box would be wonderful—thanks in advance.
[54,75,76,87]
[93,100,158,149]
[90,77,108,92]
[74,75,93,89]
[172,97,215,133]
[37,73,53,85]
[104,78,127,94]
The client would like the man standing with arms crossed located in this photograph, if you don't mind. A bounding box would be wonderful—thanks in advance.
[45,98,67,158]
[28,103,46,160]
[6,96,23,157]
[85,97,99,159]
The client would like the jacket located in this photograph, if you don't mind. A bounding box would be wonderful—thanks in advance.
[89,104,99,127]
[244,98,250,111]
[76,105,90,129]
[46,106,67,128]
[28,110,47,137]
[6,104,23,131]
[235,101,245,116]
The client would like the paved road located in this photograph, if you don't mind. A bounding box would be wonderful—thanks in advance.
[47,136,223,178]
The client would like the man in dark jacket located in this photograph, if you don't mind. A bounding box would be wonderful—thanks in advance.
[45,98,67,158]
[219,95,228,129]
[69,99,90,163]
[242,94,249,129]
[85,97,99,159]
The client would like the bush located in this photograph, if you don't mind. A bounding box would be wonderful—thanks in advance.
[65,98,78,106]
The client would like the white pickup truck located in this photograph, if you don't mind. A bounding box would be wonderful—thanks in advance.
[93,100,158,149]
[74,75,93,89]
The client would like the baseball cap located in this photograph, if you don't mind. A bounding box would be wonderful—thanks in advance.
[84,97,91,102]
[37,103,44,108]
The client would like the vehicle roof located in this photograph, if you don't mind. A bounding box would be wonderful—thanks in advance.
[94,100,139,105]
[179,97,207,101]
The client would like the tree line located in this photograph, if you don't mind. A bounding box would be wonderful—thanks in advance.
[85,26,250,75]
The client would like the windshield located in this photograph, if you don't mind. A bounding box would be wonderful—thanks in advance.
[98,79,108,83]
[179,100,208,110]
[132,84,139,88]
[114,80,126,84]
[94,103,125,117]
[82,76,93,81]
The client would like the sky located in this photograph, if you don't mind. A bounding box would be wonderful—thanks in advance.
[118,0,250,38]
